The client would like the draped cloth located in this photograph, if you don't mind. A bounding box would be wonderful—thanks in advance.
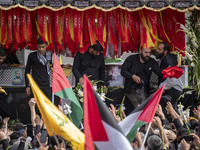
[37,50,51,75]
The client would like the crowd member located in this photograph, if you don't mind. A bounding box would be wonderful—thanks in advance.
[155,42,183,114]
[25,37,52,100]
[121,47,162,111]
[0,116,9,150]
[131,131,143,149]
[147,135,163,150]
[72,40,105,87]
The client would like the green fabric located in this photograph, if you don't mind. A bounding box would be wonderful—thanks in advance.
[126,120,146,142]
[55,87,83,127]
[105,58,123,64]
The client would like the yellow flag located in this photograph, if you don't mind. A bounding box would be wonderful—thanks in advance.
[27,74,85,150]
[0,88,7,95]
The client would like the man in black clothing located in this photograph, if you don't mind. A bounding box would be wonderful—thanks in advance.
[0,47,7,66]
[121,47,162,110]
[0,47,20,67]
[0,47,20,93]
[155,42,182,114]
[72,40,105,87]
[155,42,177,84]
[25,37,52,100]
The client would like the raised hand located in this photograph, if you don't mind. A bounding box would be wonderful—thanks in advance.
[29,98,36,108]
[165,101,174,115]
[109,104,121,123]
[193,105,200,121]
[181,139,190,150]
[153,116,162,129]
[36,133,48,148]
[156,104,165,120]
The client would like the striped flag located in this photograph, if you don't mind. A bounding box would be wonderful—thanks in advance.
[119,84,165,142]
[52,53,83,127]
[83,75,133,150]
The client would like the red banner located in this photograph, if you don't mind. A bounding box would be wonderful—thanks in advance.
[0,7,186,56]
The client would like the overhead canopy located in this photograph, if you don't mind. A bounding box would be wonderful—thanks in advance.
[0,0,199,12]
[0,0,188,56]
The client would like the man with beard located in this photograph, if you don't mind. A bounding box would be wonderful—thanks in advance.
[155,42,177,84]
[72,40,105,87]
[155,42,182,114]
[121,47,162,110]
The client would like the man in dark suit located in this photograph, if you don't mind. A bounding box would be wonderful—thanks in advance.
[155,42,177,85]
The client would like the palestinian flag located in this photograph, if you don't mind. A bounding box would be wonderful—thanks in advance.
[119,84,165,142]
[83,75,133,150]
[52,53,83,127]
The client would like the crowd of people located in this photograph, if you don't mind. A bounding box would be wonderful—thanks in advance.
[0,98,70,150]
[0,38,199,150]
[1,99,200,150]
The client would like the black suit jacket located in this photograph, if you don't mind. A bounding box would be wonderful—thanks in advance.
[158,53,177,84]
[121,54,162,94]
[72,51,105,86]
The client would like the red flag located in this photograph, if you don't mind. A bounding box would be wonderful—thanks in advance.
[83,75,108,150]
[83,75,133,150]
[162,65,184,79]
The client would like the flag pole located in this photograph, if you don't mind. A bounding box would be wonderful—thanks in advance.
[53,132,61,150]
[52,93,54,104]
[140,122,152,150]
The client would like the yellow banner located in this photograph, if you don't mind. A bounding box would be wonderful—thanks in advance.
[27,74,85,150]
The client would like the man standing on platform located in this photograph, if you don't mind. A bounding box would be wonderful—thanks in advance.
[0,47,20,67]
[121,47,162,112]
[25,37,52,100]
[72,40,105,87]
[0,47,7,66]
[155,42,183,113]
[155,42,177,84]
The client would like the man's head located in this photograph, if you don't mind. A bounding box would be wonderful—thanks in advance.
[147,135,162,150]
[89,40,103,57]
[177,127,189,143]
[140,47,151,62]
[155,42,170,59]
[0,47,7,65]
[37,37,48,55]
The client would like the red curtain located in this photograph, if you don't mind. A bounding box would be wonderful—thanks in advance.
[0,7,185,56]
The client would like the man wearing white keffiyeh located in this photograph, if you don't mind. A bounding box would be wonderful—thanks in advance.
[25,37,52,100]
